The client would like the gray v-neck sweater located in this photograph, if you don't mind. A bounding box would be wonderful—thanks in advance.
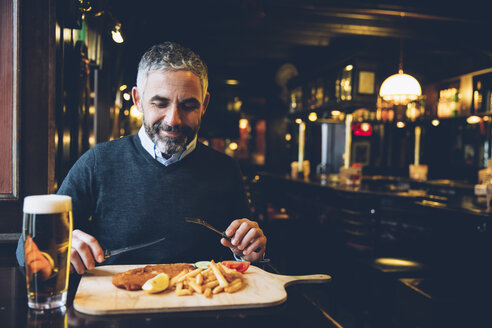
[17,135,251,265]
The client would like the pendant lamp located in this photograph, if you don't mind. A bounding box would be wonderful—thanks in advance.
[379,39,421,105]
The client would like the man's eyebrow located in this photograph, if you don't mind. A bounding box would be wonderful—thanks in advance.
[149,95,169,102]
[148,96,199,103]
[181,97,200,104]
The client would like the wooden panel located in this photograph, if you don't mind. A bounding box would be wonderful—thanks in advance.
[21,0,56,196]
[0,0,16,198]
[0,0,56,234]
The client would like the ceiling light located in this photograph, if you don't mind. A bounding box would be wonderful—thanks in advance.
[228,142,238,151]
[239,118,248,129]
[466,115,481,124]
[225,79,239,85]
[119,84,127,91]
[123,93,131,101]
[111,23,124,43]
[396,121,405,128]
[130,105,141,119]
[308,112,317,122]
[374,258,421,268]
[380,72,422,104]
[379,39,421,105]
[432,119,440,126]
[361,123,370,132]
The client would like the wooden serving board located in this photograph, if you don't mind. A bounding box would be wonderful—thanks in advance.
[73,264,331,315]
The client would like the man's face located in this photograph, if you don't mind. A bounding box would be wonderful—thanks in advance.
[132,70,209,157]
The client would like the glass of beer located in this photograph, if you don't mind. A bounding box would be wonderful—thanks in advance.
[28,306,67,328]
[23,194,72,309]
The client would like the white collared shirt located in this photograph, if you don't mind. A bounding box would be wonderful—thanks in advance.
[137,125,254,262]
[138,125,197,166]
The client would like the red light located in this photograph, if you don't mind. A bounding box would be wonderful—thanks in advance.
[352,123,372,136]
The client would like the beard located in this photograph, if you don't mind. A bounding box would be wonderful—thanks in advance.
[143,115,200,158]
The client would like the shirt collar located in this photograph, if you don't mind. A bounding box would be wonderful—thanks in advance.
[138,125,197,166]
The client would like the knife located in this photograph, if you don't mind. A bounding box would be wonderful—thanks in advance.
[103,236,166,259]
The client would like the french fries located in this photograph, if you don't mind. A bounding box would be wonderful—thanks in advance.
[212,285,224,294]
[168,260,247,298]
[196,273,203,285]
[203,279,219,289]
[177,267,203,283]
[170,269,189,287]
[225,280,242,293]
[188,279,203,294]
[209,260,229,288]
[218,263,243,280]
[175,281,192,296]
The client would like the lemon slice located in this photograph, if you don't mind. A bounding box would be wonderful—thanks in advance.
[194,261,211,270]
[142,273,169,293]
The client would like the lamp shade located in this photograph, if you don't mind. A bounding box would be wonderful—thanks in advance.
[379,70,422,104]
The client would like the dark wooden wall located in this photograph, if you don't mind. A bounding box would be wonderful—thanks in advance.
[0,0,57,237]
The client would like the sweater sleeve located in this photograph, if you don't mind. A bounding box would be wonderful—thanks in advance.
[57,148,97,232]
[15,235,25,267]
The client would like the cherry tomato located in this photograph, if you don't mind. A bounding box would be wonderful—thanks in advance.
[221,261,250,273]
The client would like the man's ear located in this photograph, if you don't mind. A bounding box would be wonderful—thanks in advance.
[132,87,143,113]
[201,92,210,116]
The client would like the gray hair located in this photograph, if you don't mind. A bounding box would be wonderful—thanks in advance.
[136,42,208,99]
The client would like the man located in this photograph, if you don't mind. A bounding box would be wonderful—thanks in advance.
[17,42,267,274]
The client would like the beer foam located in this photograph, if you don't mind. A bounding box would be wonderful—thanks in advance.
[23,194,72,214]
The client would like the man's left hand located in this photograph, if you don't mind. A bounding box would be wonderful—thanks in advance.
[221,218,267,262]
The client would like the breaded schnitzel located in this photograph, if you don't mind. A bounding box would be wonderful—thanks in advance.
[112,263,194,290]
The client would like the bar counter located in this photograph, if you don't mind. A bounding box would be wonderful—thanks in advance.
[255,172,492,217]
[253,172,492,327]
[255,172,492,272]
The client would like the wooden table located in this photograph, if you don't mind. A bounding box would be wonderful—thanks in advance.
[0,264,338,328]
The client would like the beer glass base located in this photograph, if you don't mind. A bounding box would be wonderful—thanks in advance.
[27,292,67,309]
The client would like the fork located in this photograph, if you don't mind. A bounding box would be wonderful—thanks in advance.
[185,217,265,255]
[185,217,231,241]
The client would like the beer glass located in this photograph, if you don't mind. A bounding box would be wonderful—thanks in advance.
[28,306,67,328]
[23,195,72,309]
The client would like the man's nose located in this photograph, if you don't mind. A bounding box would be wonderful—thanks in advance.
[164,104,181,126]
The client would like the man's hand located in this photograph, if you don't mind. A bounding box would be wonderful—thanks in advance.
[25,236,53,281]
[70,230,105,274]
[221,218,267,262]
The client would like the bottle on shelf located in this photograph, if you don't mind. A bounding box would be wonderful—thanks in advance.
[472,73,492,114]
[475,159,492,211]
[437,87,459,118]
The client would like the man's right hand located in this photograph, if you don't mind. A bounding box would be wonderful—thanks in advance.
[70,230,105,274]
